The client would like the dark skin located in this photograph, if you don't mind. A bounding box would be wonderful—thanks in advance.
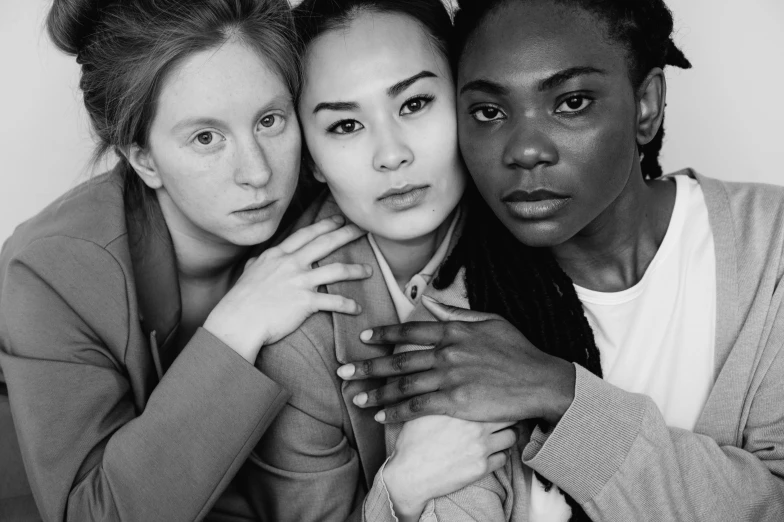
[337,0,677,425]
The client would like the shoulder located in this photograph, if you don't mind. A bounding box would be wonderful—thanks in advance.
[5,170,128,254]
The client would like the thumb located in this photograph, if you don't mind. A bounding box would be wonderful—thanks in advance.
[421,295,498,323]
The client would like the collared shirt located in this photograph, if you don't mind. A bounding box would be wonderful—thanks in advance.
[367,209,460,322]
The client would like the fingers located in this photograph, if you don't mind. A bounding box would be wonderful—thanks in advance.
[308,262,372,287]
[487,428,518,455]
[486,451,509,474]
[337,350,436,380]
[311,293,361,315]
[359,321,447,346]
[296,224,366,265]
[276,215,344,254]
[373,391,448,424]
[422,296,499,323]
[352,370,440,408]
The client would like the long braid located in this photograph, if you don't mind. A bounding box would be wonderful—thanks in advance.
[444,0,691,519]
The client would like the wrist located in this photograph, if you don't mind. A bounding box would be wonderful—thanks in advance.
[542,358,576,425]
[384,456,427,520]
[203,314,262,363]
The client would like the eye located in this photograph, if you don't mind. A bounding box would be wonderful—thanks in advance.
[555,95,592,114]
[257,113,285,131]
[194,131,221,146]
[327,120,365,135]
[470,106,506,123]
[400,95,434,116]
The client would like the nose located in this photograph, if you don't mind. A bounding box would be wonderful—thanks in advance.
[234,138,272,189]
[372,125,414,172]
[502,121,559,171]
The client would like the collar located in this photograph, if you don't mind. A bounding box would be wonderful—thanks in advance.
[367,207,461,321]
[125,178,182,376]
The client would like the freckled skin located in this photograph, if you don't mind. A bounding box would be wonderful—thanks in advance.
[457,0,655,252]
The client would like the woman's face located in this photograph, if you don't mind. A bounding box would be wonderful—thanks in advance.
[134,39,301,247]
[457,0,642,247]
[298,11,465,242]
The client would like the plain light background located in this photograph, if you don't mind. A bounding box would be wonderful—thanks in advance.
[1,0,782,242]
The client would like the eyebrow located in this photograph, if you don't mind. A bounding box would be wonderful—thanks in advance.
[312,70,438,114]
[459,66,607,97]
[537,66,607,92]
[172,96,293,133]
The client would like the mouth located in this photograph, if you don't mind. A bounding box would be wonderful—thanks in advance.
[233,200,278,222]
[501,189,571,220]
[377,184,430,211]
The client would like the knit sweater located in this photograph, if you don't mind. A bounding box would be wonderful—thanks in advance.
[368,169,784,521]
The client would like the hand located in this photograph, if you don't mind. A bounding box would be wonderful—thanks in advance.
[384,416,518,520]
[338,296,576,425]
[205,216,371,362]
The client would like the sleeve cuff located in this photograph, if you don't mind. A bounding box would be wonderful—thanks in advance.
[522,363,649,504]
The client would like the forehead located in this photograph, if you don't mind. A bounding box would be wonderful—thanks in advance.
[459,1,629,87]
[157,40,289,120]
[302,11,448,101]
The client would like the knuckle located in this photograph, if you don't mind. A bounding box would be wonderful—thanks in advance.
[371,387,385,404]
[360,359,374,376]
[391,352,409,372]
[444,322,467,338]
[449,386,471,407]
[440,346,463,365]
[409,394,428,413]
[385,408,400,423]
[397,375,413,395]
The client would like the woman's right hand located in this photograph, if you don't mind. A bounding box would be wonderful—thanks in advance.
[204,215,371,362]
[383,416,518,521]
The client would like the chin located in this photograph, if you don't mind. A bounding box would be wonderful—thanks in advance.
[371,209,453,243]
[226,220,281,247]
[504,220,572,248]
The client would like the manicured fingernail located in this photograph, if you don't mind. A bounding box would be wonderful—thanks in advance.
[332,215,344,224]
[337,364,355,379]
[353,392,368,406]
[375,411,386,422]
[360,330,372,342]
[364,264,373,276]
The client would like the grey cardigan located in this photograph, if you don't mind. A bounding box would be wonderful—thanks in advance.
[376,169,784,521]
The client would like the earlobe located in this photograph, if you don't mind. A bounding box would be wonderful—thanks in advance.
[126,144,163,190]
[636,68,666,146]
[312,164,327,184]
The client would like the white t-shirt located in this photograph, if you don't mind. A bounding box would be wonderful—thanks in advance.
[530,175,717,521]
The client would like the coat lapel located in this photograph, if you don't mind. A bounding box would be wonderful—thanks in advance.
[314,196,399,490]
[126,197,182,380]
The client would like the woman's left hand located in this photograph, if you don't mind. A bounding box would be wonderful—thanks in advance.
[338,296,577,425]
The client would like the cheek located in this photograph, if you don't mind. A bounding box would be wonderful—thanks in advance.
[266,127,303,196]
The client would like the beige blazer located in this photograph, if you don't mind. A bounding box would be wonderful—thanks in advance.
[0,170,290,522]
[244,194,404,521]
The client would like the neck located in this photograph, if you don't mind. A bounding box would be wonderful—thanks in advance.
[551,167,676,292]
[373,209,456,291]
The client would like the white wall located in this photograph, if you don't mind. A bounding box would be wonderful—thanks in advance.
[1,0,782,242]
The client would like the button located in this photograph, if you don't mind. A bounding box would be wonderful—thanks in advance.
[410,285,418,299]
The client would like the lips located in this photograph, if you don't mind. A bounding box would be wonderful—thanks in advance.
[501,188,571,220]
[235,200,276,213]
[378,184,430,211]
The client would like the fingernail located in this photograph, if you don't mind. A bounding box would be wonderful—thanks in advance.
[422,295,436,302]
[375,411,386,422]
[353,392,368,406]
[332,215,345,224]
[337,364,355,379]
[360,330,372,342]
[364,264,373,276]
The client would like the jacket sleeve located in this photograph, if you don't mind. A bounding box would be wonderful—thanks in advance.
[0,237,290,522]
[244,324,373,522]
[524,341,784,521]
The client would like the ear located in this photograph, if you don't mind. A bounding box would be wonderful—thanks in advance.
[125,144,163,190]
[311,163,327,184]
[636,67,666,146]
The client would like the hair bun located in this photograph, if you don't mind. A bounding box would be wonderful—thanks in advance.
[47,0,109,55]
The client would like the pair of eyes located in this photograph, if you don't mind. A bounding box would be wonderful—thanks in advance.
[193,114,283,146]
[471,94,593,122]
[327,95,435,135]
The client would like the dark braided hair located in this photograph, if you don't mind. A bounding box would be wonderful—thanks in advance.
[435,1,691,520]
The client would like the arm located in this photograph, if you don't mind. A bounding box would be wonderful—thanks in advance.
[524,356,784,521]
[243,321,368,522]
[0,237,289,522]
[341,298,784,521]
